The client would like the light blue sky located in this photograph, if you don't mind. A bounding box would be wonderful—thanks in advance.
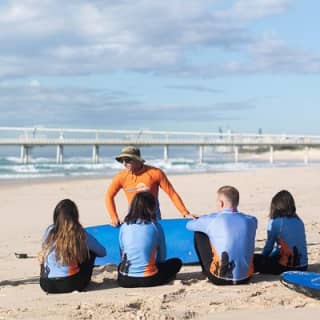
[0,0,319,134]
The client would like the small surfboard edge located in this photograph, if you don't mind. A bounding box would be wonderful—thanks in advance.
[280,271,320,299]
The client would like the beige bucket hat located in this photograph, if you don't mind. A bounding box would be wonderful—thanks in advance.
[115,146,145,163]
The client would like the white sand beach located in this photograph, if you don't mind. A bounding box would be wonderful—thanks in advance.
[1,165,320,319]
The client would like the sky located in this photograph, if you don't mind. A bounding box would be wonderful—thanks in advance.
[0,0,319,134]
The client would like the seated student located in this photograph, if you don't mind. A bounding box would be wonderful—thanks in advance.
[254,190,308,274]
[39,199,106,294]
[186,186,257,285]
[117,191,182,288]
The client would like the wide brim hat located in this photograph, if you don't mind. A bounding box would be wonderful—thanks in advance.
[115,146,145,163]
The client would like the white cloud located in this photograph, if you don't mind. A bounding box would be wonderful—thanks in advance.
[225,0,292,21]
[29,80,41,87]
[223,34,320,74]
[1,0,313,79]
[0,82,254,127]
[166,84,222,93]
[0,0,317,88]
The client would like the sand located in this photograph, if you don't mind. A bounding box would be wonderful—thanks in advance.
[1,165,320,319]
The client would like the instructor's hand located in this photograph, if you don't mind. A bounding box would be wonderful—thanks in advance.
[184,212,197,219]
[111,219,121,227]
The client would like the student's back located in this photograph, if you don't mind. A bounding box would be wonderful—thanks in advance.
[39,199,106,294]
[117,191,182,288]
[254,190,308,274]
[187,186,257,285]
[262,216,307,267]
[119,221,164,277]
[187,208,257,282]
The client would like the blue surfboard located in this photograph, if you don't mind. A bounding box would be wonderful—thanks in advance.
[85,218,198,266]
[280,271,320,299]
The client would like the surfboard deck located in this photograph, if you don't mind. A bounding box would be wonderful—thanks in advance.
[280,271,320,299]
[85,218,198,266]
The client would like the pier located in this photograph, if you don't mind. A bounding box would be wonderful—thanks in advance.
[0,127,319,164]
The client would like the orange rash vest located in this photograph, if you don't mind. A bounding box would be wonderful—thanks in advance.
[105,165,189,223]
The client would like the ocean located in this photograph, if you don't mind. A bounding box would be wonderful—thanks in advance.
[0,145,309,181]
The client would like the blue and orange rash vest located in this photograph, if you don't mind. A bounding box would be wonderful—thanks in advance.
[187,209,257,281]
[105,165,190,223]
[262,217,308,267]
[41,226,106,279]
[118,221,166,277]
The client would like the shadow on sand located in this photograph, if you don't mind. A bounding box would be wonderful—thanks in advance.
[0,276,39,287]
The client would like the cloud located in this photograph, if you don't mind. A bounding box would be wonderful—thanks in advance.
[29,80,41,87]
[248,35,320,73]
[0,82,255,127]
[166,85,222,93]
[217,0,292,21]
[0,83,141,126]
[219,34,320,74]
[1,0,315,79]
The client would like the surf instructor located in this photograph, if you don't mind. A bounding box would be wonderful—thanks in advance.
[105,146,194,226]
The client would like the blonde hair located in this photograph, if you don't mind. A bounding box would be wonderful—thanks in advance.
[41,199,88,265]
[217,185,239,208]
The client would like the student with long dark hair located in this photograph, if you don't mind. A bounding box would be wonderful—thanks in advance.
[254,190,308,274]
[39,199,106,293]
[117,191,182,287]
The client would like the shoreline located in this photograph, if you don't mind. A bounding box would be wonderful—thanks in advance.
[1,148,320,184]
[0,160,319,187]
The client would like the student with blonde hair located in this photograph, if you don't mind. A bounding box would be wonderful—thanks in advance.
[39,199,106,293]
[187,186,257,285]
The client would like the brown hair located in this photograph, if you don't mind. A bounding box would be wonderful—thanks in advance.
[41,199,89,265]
[269,190,297,219]
[124,192,156,224]
[217,185,239,208]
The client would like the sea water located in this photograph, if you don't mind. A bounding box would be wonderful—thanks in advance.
[0,145,308,181]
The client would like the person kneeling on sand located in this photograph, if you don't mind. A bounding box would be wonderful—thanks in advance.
[105,145,195,226]
[118,191,182,287]
[38,199,106,294]
[253,190,308,274]
[187,186,257,285]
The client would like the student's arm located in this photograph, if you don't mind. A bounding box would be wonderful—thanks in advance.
[42,225,53,241]
[155,223,166,262]
[186,215,211,233]
[119,226,124,255]
[38,225,53,265]
[249,215,258,230]
[262,219,278,256]
[105,175,122,226]
[86,233,106,257]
